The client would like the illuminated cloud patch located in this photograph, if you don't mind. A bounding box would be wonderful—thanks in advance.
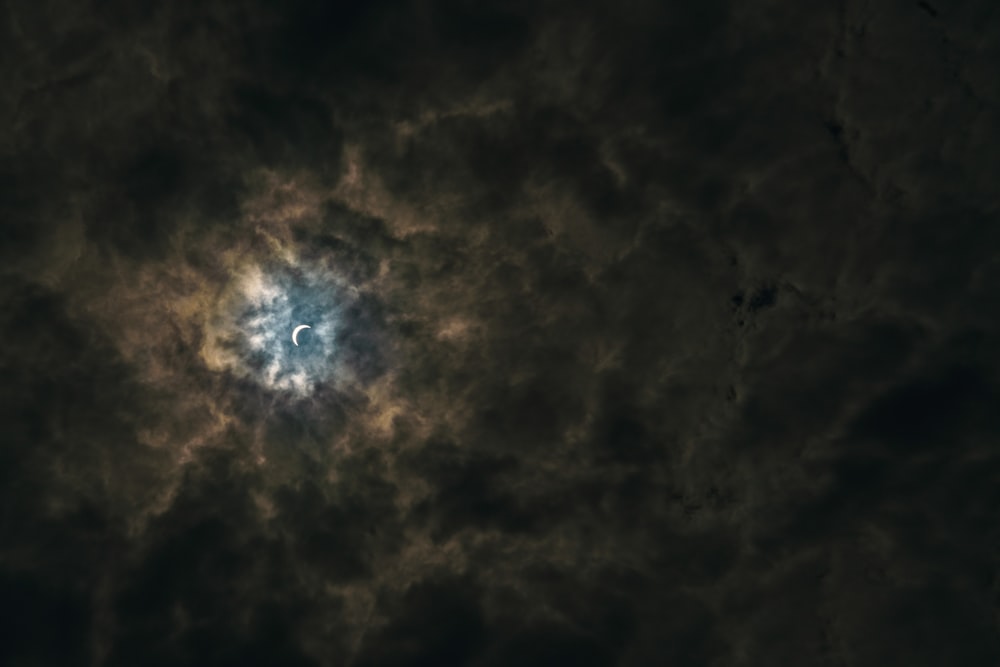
[201,260,346,396]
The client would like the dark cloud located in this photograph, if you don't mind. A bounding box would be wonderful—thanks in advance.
[354,575,488,666]
[2,0,1000,665]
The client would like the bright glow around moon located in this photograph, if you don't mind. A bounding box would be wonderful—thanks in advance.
[201,261,347,396]
[292,324,311,346]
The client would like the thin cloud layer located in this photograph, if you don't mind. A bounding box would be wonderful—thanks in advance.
[2,1,1000,665]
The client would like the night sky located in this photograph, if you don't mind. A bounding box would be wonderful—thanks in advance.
[3,1,1000,665]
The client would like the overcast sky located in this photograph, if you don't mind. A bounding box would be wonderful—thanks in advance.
[2,1,1000,665]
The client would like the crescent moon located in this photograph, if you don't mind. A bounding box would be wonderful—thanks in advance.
[292,324,311,346]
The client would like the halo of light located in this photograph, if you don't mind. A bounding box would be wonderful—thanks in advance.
[201,259,346,396]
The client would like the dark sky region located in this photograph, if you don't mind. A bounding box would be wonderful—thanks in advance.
[2,1,1000,665]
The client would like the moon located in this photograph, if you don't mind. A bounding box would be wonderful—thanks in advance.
[292,324,311,346]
